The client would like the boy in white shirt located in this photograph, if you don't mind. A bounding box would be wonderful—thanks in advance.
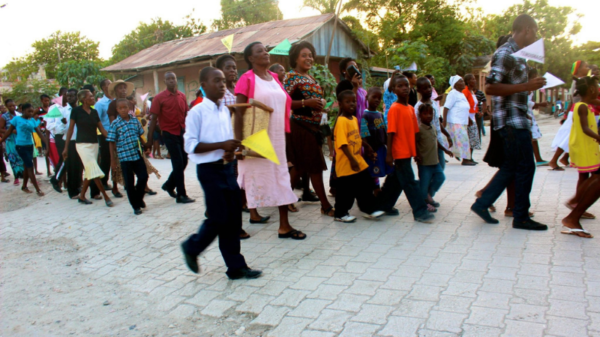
[181,67,261,280]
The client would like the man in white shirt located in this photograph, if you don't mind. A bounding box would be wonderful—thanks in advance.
[180,67,262,280]
[50,89,82,198]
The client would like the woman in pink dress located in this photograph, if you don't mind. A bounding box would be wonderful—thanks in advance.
[234,42,306,240]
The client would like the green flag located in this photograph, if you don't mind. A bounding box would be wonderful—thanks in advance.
[269,39,292,56]
[45,105,63,118]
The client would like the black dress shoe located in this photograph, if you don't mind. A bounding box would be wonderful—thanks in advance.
[181,243,199,273]
[134,209,142,215]
[140,201,146,208]
[176,196,196,204]
[471,205,499,224]
[162,183,176,198]
[513,219,548,231]
[226,267,262,280]
[50,177,62,193]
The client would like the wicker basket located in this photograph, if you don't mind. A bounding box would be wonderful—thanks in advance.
[228,99,274,139]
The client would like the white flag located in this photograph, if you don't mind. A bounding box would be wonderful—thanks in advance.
[404,62,418,71]
[511,38,544,64]
[541,72,565,89]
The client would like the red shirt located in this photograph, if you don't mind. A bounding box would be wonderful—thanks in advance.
[387,102,419,160]
[150,89,188,136]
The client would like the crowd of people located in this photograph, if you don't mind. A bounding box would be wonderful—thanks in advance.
[2,14,600,279]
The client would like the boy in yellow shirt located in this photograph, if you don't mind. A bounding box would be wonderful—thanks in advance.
[333,89,384,223]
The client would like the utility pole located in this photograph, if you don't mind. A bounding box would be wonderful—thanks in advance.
[324,0,343,67]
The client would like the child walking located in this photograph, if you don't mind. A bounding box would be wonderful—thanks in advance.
[377,75,434,223]
[360,87,393,196]
[333,89,385,223]
[1,103,48,195]
[562,76,600,238]
[416,103,453,212]
[180,67,261,280]
[107,98,149,215]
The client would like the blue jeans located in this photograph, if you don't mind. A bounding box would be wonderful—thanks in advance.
[438,148,445,171]
[418,163,445,201]
[377,158,428,219]
[182,161,247,271]
[473,127,535,222]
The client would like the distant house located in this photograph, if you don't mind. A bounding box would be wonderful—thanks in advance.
[102,14,370,102]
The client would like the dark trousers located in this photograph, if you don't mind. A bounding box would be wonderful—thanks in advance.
[418,164,445,200]
[121,158,149,210]
[334,169,379,218]
[91,135,111,197]
[0,144,6,173]
[474,127,535,222]
[54,136,65,175]
[59,141,82,198]
[182,162,247,271]
[377,158,428,219]
[162,130,188,197]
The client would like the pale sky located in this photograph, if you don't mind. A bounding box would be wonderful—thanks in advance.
[0,0,598,67]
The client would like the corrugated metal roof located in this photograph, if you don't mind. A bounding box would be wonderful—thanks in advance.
[103,14,364,73]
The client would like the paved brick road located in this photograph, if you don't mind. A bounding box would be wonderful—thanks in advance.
[2,116,599,336]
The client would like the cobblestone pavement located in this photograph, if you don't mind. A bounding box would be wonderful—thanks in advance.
[2,116,600,336]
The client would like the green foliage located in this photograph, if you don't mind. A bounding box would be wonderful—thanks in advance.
[308,64,339,118]
[2,80,60,106]
[480,0,581,84]
[111,16,207,64]
[3,31,100,81]
[576,41,600,67]
[56,60,110,89]
[212,0,282,30]
[303,0,340,14]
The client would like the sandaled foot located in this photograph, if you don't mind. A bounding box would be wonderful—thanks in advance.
[105,199,114,207]
[250,216,270,224]
[240,229,251,240]
[426,204,437,212]
[536,161,550,166]
[21,187,32,194]
[548,164,564,171]
[92,195,102,200]
[489,205,496,213]
[36,190,45,196]
[564,202,595,219]
[320,206,335,217]
[561,218,593,238]
[278,229,307,240]
[288,204,299,213]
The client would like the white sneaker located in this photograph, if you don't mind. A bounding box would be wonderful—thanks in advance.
[335,215,357,223]
[363,211,385,219]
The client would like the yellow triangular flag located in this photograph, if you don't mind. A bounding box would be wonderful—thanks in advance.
[221,34,234,53]
[589,70,593,77]
[242,129,280,165]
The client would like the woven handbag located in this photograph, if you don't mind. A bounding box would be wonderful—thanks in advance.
[228,99,274,139]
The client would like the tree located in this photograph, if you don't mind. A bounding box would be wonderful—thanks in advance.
[480,0,582,84]
[303,0,340,14]
[576,41,600,67]
[30,31,101,79]
[56,60,109,89]
[212,0,282,30]
[111,15,207,64]
[2,79,60,106]
[3,31,100,81]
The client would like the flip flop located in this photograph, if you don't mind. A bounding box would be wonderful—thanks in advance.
[278,229,306,240]
[548,166,565,171]
[288,204,299,213]
[564,203,596,219]
[536,161,550,166]
[561,227,593,238]
[240,230,251,240]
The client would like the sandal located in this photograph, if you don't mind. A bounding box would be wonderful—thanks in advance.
[561,227,593,238]
[112,191,123,198]
[21,187,32,194]
[240,230,251,240]
[250,216,270,224]
[548,166,565,171]
[426,204,437,212]
[92,195,103,200]
[320,206,335,217]
[36,190,45,196]
[564,202,596,219]
[105,200,114,207]
[278,229,307,240]
[288,204,299,212]
[242,206,250,213]
[78,198,92,205]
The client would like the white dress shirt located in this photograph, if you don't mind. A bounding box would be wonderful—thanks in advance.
[58,104,77,141]
[184,97,234,164]
[46,106,68,138]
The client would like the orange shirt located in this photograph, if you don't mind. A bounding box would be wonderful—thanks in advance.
[334,115,369,177]
[387,102,419,160]
[462,88,477,113]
